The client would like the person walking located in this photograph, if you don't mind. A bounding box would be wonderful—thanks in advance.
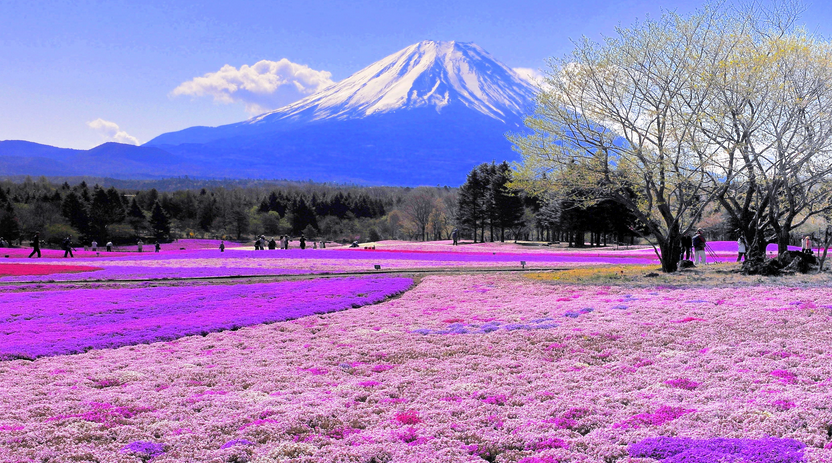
[28,232,41,258]
[693,229,707,266]
[737,234,747,262]
[62,235,74,258]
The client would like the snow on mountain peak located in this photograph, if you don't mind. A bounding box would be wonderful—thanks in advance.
[248,40,537,125]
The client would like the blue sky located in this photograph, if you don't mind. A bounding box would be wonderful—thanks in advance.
[2,0,832,150]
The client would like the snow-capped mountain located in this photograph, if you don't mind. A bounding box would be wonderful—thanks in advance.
[249,40,537,124]
[148,40,536,148]
[2,42,539,186]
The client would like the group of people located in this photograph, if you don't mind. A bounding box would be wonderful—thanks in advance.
[135,240,161,253]
[682,230,815,265]
[679,229,710,265]
[89,240,114,252]
[251,234,322,251]
[25,232,160,257]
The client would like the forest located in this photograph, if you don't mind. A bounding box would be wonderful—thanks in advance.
[0,162,640,248]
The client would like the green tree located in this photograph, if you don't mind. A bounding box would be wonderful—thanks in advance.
[126,197,147,236]
[149,200,171,241]
[0,202,21,243]
[60,191,91,241]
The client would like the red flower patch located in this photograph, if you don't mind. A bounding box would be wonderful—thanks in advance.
[0,263,102,277]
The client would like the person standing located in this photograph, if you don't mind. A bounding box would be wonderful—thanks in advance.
[299,234,306,250]
[268,238,276,250]
[106,241,113,252]
[28,232,41,258]
[137,239,143,252]
[282,235,289,250]
[155,241,161,252]
[802,235,813,254]
[452,228,459,246]
[91,240,98,252]
[62,235,74,258]
[693,229,707,266]
[219,241,225,252]
[737,234,747,262]
[681,233,693,261]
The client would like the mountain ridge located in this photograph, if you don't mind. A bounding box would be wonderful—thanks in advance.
[3,41,538,186]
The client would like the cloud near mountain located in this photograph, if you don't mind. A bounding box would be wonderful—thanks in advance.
[171,59,336,114]
[87,118,139,145]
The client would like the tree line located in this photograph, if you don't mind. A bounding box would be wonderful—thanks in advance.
[0,169,642,248]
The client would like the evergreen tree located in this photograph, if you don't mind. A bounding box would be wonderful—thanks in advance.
[457,167,488,242]
[491,162,525,242]
[197,197,217,232]
[126,197,147,236]
[89,187,111,240]
[289,197,318,235]
[0,202,21,243]
[149,200,171,241]
[106,187,126,224]
[61,191,91,240]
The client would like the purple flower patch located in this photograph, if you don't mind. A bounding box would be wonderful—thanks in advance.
[220,438,254,449]
[120,441,165,459]
[628,436,806,463]
[0,276,413,359]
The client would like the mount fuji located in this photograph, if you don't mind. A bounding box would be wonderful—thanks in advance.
[1,41,539,186]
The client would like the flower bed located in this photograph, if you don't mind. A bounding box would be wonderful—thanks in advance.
[0,263,102,276]
[0,276,413,360]
[0,247,657,283]
[1,274,830,461]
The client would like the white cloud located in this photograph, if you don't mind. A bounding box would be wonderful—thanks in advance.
[172,59,336,115]
[513,67,547,88]
[87,118,139,145]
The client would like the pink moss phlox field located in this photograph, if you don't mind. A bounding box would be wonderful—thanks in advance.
[2,274,832,461]
[0,247,655,283]
[0,276,412,360]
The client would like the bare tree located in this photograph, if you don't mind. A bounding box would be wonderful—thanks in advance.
[511,5,735,272]
[401,187,435,241]
[696,8,832,260]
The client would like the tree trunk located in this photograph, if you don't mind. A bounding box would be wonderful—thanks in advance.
[777,231,790,257]
[659,236,680,272]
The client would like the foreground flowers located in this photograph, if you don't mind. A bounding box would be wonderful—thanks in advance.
[1,273,831,461]
[0,276,413,360]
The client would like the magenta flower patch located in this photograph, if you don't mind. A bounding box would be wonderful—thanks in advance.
[614,405,694,429]
[394,410,422,425]
[664,378,700,390]
[771,369,797,384]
